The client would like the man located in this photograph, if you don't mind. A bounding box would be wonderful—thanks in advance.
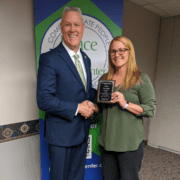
[37,6,96,180]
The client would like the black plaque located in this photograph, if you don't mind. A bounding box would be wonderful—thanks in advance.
[97,80,115,103]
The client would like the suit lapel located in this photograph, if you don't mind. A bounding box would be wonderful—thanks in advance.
[57,43,86,91]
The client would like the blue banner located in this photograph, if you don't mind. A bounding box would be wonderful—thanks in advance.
[34,0,123,179]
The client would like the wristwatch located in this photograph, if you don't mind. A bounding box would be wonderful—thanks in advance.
[122,101,129,109]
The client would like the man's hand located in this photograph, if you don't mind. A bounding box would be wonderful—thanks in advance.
[87,101,98,113]
[78,100,95,119]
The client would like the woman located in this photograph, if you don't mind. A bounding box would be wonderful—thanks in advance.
[95,36,156,180]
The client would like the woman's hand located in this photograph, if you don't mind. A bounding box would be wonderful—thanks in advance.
[111,91,127,108]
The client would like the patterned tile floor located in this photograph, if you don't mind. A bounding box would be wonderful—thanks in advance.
[139,145,180,180]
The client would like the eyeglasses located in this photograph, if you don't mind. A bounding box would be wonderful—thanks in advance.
[110,48,129,55]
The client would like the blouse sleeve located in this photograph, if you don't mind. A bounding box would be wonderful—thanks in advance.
[138,74,157,118]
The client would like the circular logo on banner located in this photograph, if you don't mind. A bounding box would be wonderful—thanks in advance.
[41,15,113,89]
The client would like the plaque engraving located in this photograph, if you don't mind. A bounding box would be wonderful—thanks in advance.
[97,80,115,103]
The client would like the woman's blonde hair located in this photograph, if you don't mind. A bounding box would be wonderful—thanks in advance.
[105,36,142,90]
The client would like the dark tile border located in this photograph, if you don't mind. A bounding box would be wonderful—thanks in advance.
[0,119,39,143]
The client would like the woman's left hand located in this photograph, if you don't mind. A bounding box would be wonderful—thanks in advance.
[111,91,127,108]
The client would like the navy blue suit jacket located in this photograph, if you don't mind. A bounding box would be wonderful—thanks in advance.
[37,42,96,147]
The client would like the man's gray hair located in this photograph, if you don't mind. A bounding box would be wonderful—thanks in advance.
[62,6,83,20]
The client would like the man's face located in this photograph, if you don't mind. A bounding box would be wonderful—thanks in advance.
[60,11,85,53]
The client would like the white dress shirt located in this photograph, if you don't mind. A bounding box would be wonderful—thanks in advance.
[62,41,87,82]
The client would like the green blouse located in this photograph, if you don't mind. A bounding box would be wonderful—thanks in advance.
[98,73,156,152]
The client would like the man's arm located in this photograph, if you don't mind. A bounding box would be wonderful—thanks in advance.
[37,54,95,121]
[37,54,78,121]
[89,88,97,102]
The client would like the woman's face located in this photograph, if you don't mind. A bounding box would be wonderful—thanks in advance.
[110,40,129,69]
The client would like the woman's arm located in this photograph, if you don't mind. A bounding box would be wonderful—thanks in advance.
[111,74,156,117]
[111,92,144,115]
[125,102,143,115]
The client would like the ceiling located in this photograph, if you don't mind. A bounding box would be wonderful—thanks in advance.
[126,0,180,17]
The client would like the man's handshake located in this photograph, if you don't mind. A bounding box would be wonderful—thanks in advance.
[78,100,98,119]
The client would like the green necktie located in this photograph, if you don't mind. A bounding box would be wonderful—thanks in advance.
[73,54,87,90]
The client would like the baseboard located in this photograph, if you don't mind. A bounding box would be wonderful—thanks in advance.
[147,143,180,155]
[147,143,158,148]
[158,146,180,155]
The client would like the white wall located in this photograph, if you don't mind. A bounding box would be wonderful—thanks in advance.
[122,1,160,140]
[0,0,38,126]
[0,135,41,180]
[148,16,180,153]
[0,0,40,179]
[123,2,180,153]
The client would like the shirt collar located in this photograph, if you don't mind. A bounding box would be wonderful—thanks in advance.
[62,41,81,58]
